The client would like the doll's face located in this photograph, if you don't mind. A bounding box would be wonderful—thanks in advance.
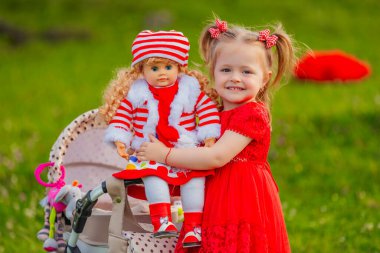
[142,61,179,87]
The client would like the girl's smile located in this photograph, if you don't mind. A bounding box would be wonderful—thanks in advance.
[225,86,246,91]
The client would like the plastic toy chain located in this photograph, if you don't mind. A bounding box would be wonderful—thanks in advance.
[35,162,66,188]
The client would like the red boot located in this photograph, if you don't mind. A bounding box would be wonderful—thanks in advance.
[182,212,202,248]
[149,203,178,238]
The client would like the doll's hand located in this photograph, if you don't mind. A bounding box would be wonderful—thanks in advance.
[115,141,129,160]
[136,134,168,163]
[127,148,136,156]
[204,137,216,147]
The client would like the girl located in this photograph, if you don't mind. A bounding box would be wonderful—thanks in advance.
[137,19,296,252]
[100,30,221,247]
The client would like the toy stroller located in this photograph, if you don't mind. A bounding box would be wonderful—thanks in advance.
[35,109,181,253]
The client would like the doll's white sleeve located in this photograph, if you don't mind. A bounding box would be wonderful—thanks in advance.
[195,92,221,142]
[104,98,134,147]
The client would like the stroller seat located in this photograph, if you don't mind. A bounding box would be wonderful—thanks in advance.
[41,109,179,253]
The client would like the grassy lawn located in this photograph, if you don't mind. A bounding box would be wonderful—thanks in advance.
[1,0,379,252]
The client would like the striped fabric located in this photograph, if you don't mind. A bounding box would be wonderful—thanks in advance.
[109,91,219,142]
[131,30,190,67]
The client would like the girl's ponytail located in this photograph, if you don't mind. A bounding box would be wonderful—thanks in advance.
[199,24,216,67]
[271,24,297,88]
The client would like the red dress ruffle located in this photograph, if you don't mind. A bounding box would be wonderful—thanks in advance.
[113,158,213,186]
[175,102,291,253]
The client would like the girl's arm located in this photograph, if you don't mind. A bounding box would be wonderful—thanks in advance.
[137,131,251,170]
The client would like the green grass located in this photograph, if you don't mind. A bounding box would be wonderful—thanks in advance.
[1,0,380,252]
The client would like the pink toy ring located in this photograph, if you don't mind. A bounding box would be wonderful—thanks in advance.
[35,162,65,188]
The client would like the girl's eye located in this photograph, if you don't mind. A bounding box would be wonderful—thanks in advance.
[151,66,159,71]
[221,68,231,72]
[165,65,172,70]
[243,70,253,75]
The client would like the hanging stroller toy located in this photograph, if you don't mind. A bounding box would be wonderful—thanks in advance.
[35,162,83,252]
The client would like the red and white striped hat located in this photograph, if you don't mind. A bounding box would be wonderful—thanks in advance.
[131,30,190,67]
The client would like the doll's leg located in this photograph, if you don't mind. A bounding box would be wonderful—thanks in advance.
[181,177,205,212]
[142,176,178,237]
[143,176,171,203]
[37,204,51,241]
[180,177,205,247]
[43,207,58,251]
[55,211,66,252]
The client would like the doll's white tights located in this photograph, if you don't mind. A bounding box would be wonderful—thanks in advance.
[142,176,205,212]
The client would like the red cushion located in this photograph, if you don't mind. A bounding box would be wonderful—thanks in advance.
[294,50,371,82]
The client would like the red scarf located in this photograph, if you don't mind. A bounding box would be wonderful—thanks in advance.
[148,81,180,147]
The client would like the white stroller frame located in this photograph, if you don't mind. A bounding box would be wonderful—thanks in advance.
[43,109,179,253]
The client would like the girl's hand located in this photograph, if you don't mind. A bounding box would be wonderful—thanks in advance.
[137,135,169,163]
[204,137,216,147]
[115,141,129,160]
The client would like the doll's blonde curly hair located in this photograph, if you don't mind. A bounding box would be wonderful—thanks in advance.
[99,57,219,123]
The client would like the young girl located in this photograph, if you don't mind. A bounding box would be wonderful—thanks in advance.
[136,19,296,252]
[99,30,221,247]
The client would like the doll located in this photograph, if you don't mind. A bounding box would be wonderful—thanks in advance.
[99,30,221,247]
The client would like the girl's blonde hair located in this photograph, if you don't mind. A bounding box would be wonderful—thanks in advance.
[99,57,218,123]
[199,20,297,111]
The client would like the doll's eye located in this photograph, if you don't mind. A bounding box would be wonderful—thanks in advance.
[151,66,158,71]
[165,65,172,70]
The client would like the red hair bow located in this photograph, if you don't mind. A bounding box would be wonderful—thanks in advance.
[258,29,278,49]
[208,19,228,39]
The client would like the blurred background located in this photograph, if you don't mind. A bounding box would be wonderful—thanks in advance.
[0,0,379,252]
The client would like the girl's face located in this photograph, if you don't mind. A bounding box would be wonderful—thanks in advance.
[143,61,179,87]
[213,41,271,110]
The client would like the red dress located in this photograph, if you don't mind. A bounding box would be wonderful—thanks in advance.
[176,102,291,253]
